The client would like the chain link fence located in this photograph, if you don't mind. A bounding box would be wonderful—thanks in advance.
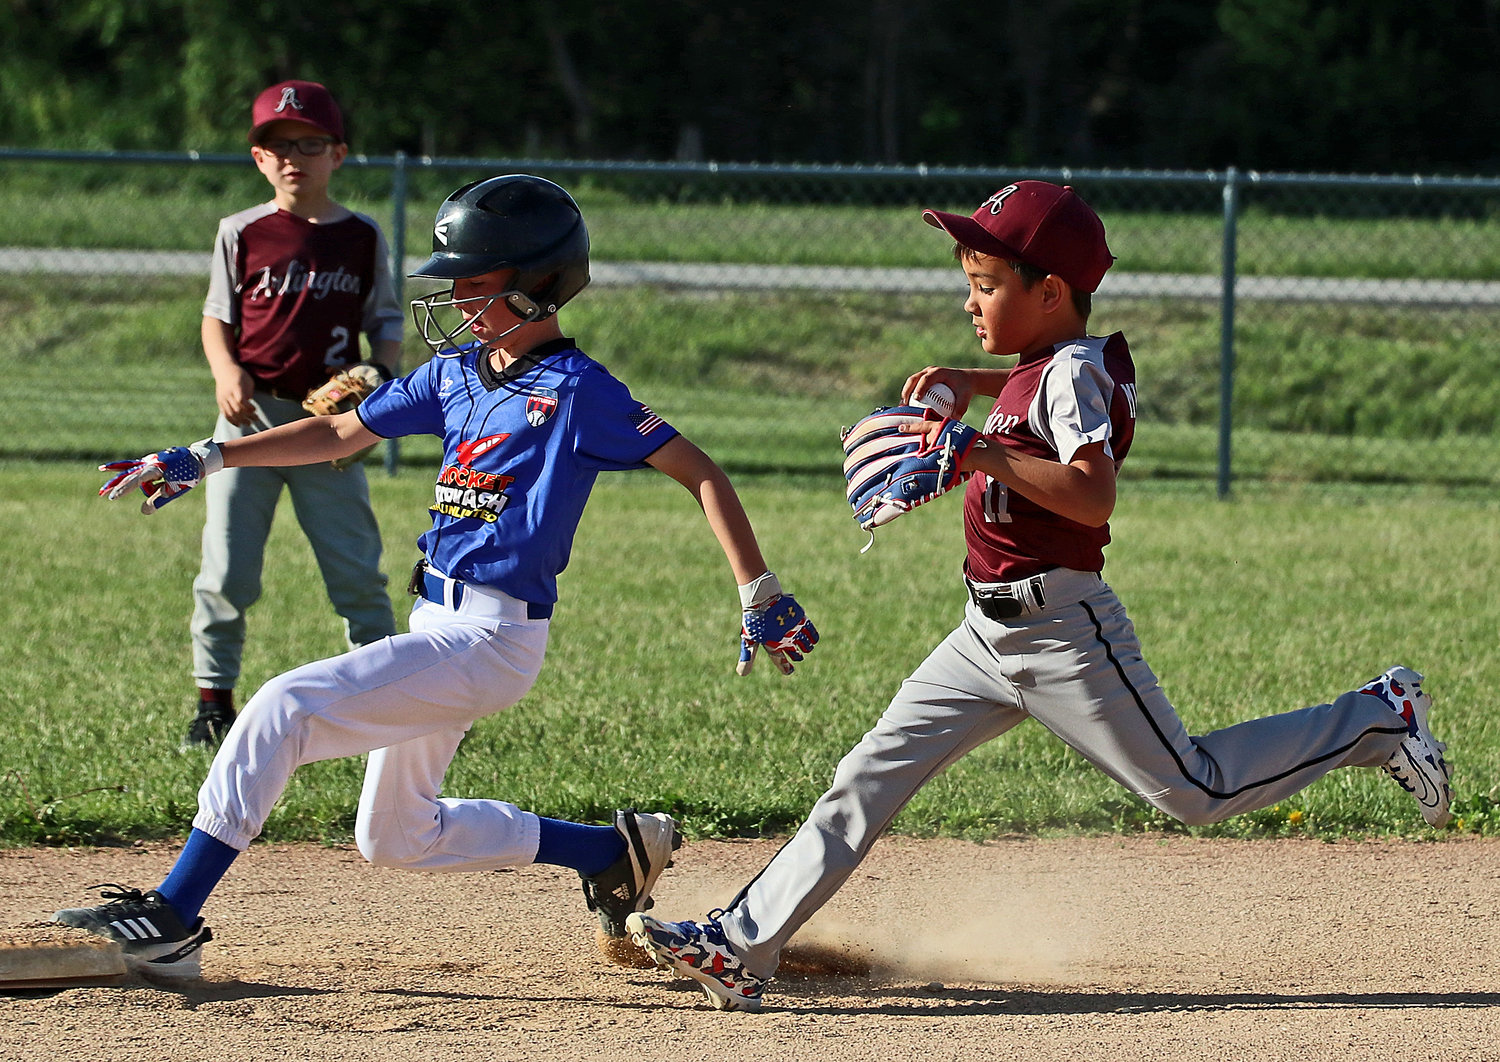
[3,148,1497,494]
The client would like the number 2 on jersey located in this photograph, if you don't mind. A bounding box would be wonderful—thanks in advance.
[324,325,350,367]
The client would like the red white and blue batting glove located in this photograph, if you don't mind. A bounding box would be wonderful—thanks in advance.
[737,571,818,676]
[99,440,223,515]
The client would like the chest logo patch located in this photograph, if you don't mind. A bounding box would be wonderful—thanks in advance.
[526,388,559,427]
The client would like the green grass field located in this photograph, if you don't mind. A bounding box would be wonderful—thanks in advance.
[2,464,1496,848]
[1,202,1497,847]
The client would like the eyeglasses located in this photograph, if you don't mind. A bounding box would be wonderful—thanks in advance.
[258,136,336,157]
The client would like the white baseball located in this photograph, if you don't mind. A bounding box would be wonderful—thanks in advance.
[914,382,956,417]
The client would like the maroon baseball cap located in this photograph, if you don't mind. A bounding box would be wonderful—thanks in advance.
[922,181,1115,293]
[248,80,345,144]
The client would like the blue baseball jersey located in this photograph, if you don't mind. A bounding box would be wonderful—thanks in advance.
[356,338,677,606]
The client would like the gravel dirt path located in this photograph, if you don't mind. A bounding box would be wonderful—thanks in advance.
[2,835,1496,1062]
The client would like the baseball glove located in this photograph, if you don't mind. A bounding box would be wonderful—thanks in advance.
[301,362,392,469]
[841,405,981,548]
[302,362,390,416]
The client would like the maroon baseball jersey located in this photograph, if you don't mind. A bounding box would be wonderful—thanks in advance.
[963,332,1136,581]
[204,204,404,396]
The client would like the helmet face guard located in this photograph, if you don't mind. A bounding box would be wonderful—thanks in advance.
[409,174,590,357]
[410,287,549,358]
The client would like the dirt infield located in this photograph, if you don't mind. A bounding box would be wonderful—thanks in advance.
[3,835,1497,1062]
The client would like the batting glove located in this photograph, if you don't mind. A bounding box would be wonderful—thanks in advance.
[99,440,224,515]
[737,571,818,675]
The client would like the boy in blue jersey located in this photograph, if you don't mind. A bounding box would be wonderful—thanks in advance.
[60,175,818,982]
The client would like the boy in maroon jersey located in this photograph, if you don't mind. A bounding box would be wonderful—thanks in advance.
[188,80,402,747]
[625,181,1454,1012]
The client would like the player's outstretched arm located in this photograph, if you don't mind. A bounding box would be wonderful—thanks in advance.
[99,413,380,515]
[218,410,380,468]
[645,435,818,675]
[645,436,765,583]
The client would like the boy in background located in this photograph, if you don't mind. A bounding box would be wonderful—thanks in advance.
[190,79,402,747]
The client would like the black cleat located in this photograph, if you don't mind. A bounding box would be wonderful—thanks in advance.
[53,884,212,981]
[184,698,236,749]
[580,809,682,937]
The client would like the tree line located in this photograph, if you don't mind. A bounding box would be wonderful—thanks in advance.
[3,0,1497,175]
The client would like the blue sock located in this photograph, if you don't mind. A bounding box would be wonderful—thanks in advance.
[533,818,625,876]
[155,829,239,924]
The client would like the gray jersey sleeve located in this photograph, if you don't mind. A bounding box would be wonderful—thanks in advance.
[1028,338,1117,464]
[359,215,405,345]
[203,203,282,327]
[202,217,240,326]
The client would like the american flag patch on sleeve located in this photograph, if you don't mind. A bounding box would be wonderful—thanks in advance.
[629,405,665,435]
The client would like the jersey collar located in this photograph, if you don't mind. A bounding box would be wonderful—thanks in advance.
[475,337,577,390]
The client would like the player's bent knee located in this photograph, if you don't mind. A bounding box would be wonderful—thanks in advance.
[1146,791,1224,827]
[354,808,444,869]
[355,828,421,869]
[241,671,315,717]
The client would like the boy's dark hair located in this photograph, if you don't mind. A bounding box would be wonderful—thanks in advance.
[955,243,1092,321]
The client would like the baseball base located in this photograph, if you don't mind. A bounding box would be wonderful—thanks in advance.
[0,925,127,989]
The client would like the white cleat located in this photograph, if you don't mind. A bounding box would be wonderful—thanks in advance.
[1361,666,1453,828]
[627,910,768,1012]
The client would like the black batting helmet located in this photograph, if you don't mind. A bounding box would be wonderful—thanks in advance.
[411,174,590,318]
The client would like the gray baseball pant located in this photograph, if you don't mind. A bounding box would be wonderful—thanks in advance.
[717,567,1409,978]
[192,394,396,689]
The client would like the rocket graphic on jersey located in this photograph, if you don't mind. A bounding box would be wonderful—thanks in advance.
[455,433,510,464]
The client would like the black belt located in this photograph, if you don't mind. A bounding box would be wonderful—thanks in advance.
[259,386,306,403]
[409,562,553,620]
[965,572,1050,621]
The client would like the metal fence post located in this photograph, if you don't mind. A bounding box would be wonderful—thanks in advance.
[384,150,408,476]
[1216,166,1240,500]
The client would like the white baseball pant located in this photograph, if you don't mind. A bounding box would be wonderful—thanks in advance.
[192,589,550,871]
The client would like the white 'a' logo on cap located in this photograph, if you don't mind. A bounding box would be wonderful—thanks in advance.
[275,87,305,115]
[983,185,1020,215]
